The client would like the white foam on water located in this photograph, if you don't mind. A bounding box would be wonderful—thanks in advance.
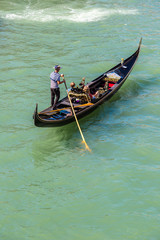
[63,8,139,23]
[1,7,139,23]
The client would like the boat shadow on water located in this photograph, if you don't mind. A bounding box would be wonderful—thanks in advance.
[32,123,87,165]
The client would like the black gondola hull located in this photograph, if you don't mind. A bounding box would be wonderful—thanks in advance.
[34,76,128,127]
[33,39,142,127]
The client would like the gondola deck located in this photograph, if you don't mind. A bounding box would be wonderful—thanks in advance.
[33,39,142,127]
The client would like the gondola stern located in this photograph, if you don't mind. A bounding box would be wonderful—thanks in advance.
[33,103,40,127]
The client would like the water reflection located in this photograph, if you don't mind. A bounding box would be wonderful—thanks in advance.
[32,123,87,166]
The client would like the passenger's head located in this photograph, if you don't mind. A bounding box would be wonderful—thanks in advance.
[83,85,90,93]
[70,82,75,88]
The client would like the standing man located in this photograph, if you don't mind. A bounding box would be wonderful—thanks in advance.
[50,65,65,109]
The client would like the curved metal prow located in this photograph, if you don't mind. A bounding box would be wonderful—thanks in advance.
[138,38,142,50]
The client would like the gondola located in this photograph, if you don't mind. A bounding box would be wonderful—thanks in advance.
[33,39,142,127]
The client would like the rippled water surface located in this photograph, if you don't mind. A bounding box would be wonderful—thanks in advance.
[0,0,160,239]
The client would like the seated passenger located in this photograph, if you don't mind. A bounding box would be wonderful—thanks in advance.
[83,86,99,101]
[104,80,108,90]
[69,82,83,94]
[79,77,85,89]
[101,80,108,91]
[70,82,76,91]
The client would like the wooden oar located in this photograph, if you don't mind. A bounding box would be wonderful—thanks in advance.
[63,78,91,152]
[39,102,93,115]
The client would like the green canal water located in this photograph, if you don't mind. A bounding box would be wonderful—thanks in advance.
[0,0,160,239]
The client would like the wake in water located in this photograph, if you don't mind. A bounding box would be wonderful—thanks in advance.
[1,5,139,23]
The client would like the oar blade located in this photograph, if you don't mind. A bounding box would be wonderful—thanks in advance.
[82,141,92,152]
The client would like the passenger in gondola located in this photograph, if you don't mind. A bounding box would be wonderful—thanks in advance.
[68,77,86,93]
[83,86,99,102]
[69,82,83,94]
[79,77,85,89]
[69,82,76,91]
[50,65,65,110]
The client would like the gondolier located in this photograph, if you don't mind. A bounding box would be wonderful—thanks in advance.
[50,65,65,109]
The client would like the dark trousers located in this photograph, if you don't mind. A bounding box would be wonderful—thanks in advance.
[51,88,60,109]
